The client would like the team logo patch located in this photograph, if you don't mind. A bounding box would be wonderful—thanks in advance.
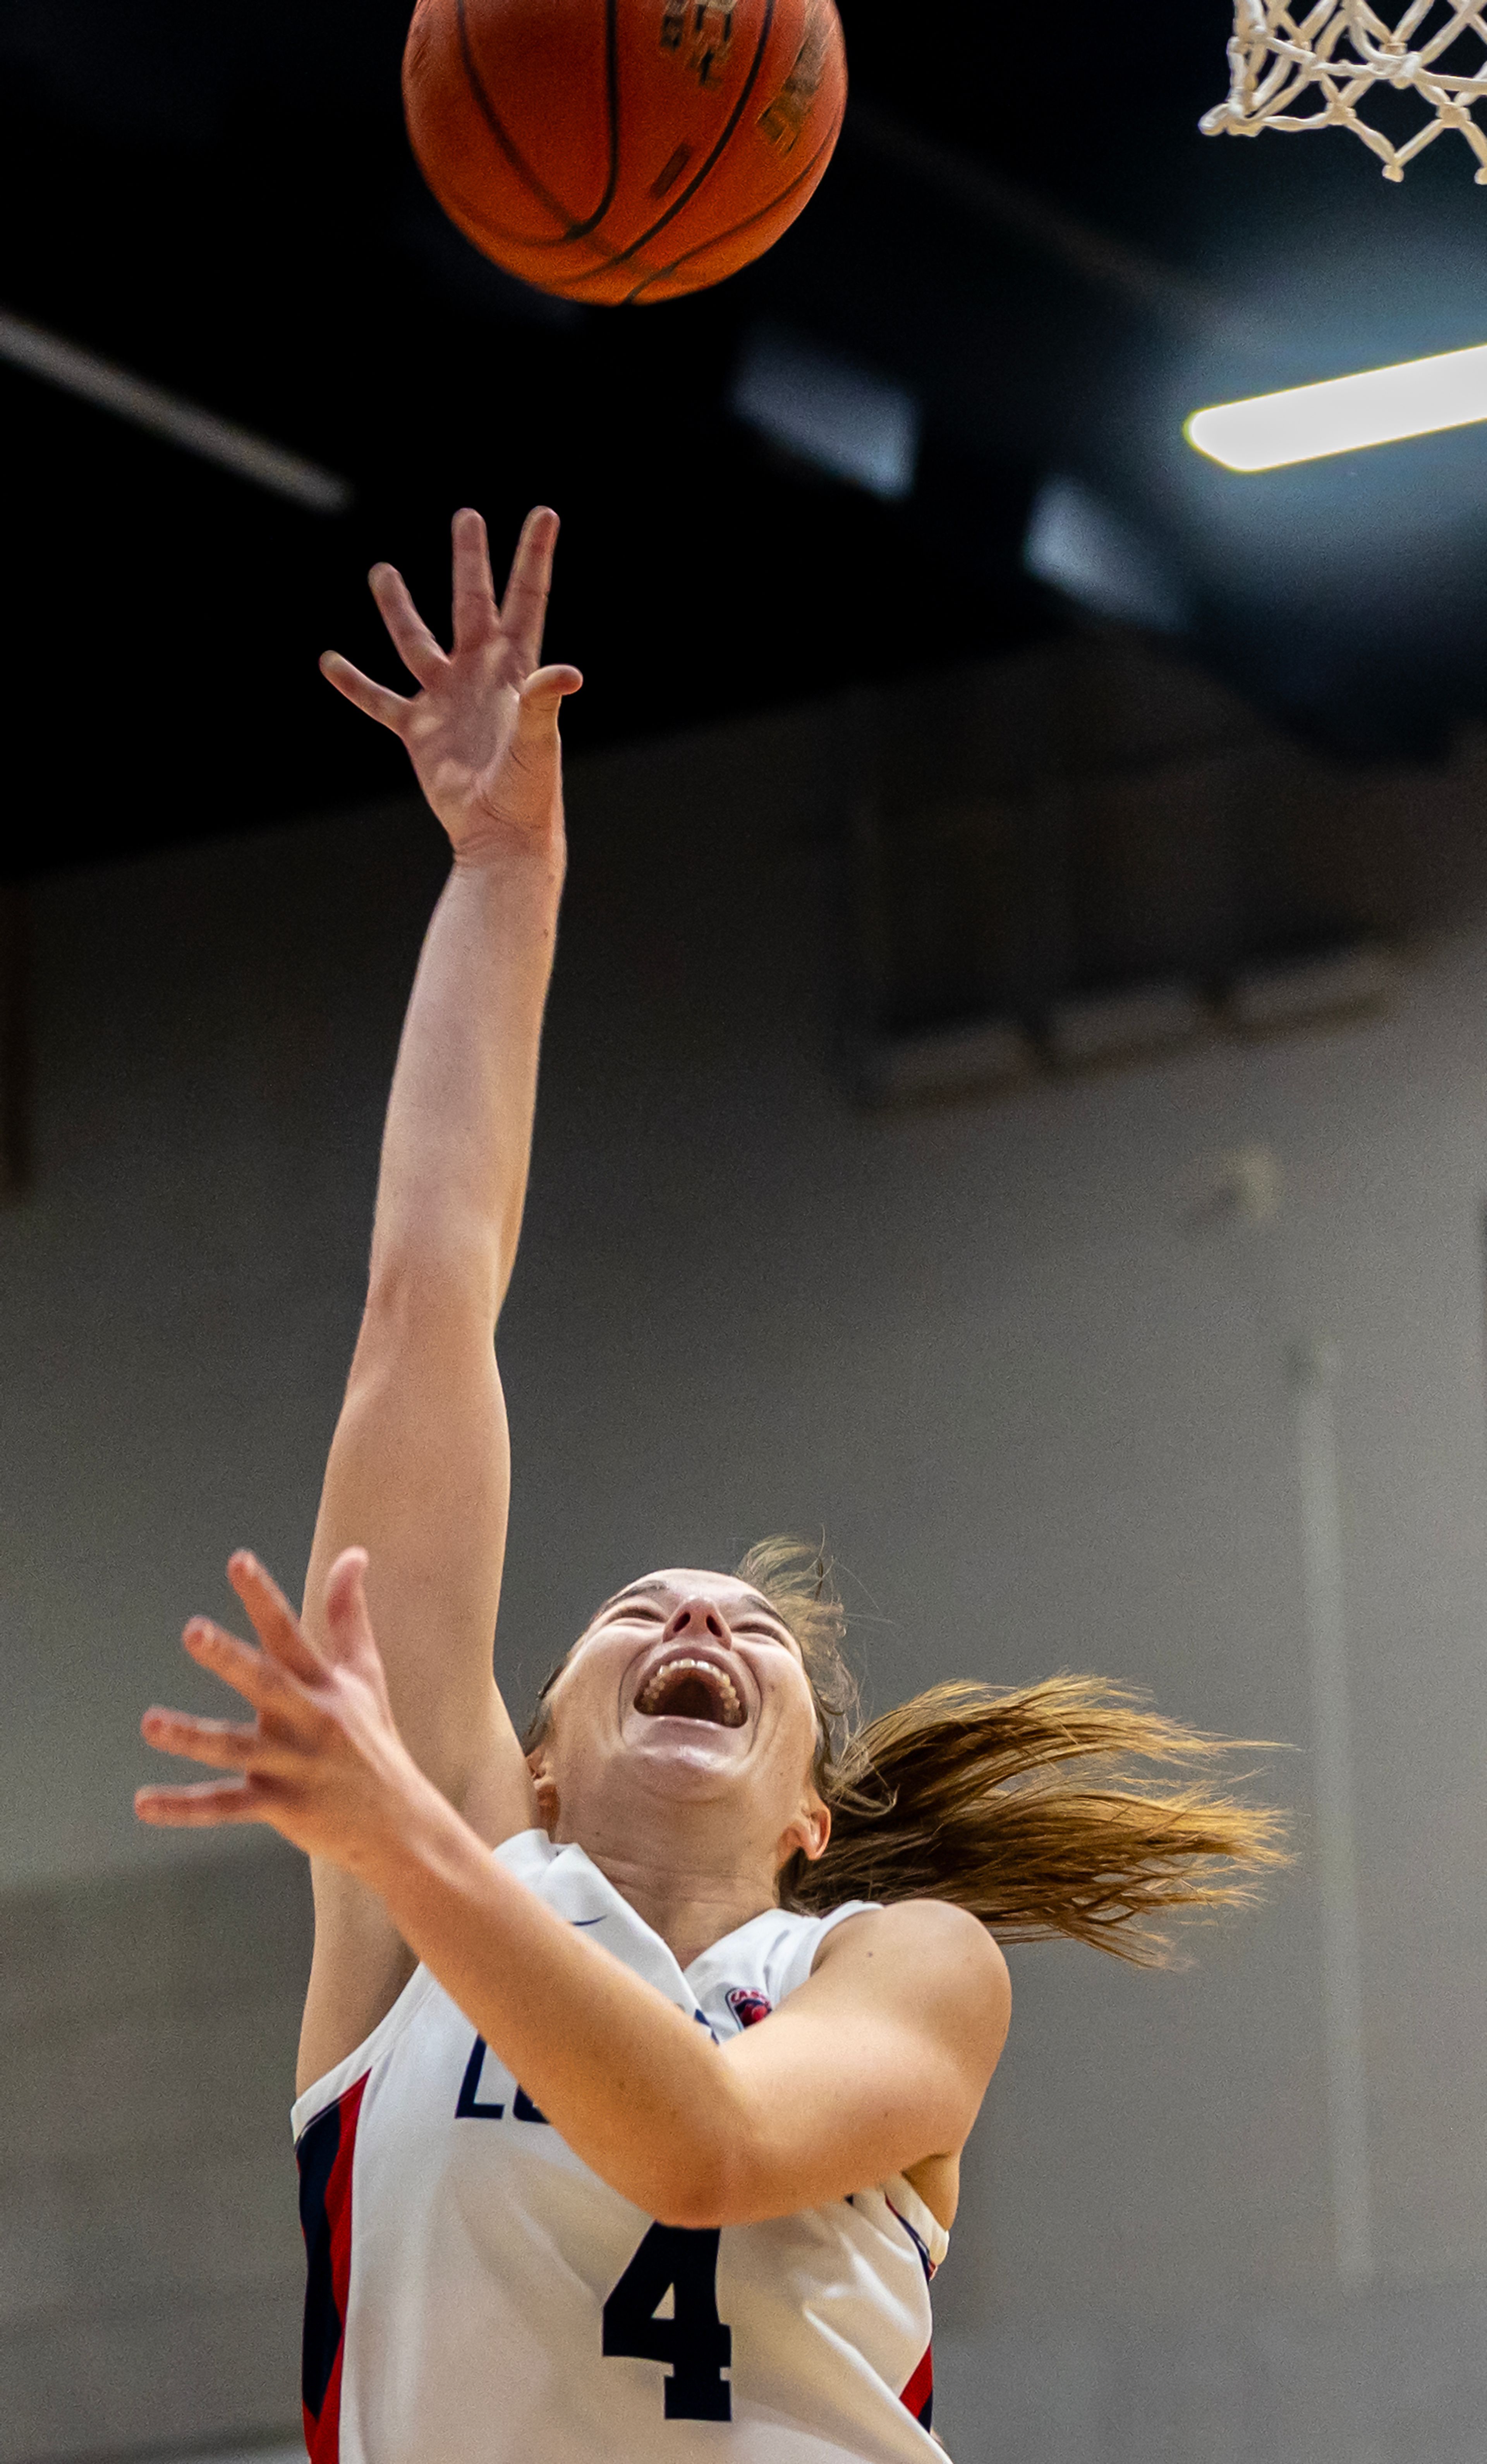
[726,1986,772,2029]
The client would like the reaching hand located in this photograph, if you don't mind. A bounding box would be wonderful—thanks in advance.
[320,505,582,864]
[136,1548,423,1872]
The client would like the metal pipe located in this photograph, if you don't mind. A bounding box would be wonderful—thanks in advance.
[1290,1333,1373,2284]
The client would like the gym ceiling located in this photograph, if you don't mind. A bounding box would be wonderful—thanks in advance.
[7,0,1487,874]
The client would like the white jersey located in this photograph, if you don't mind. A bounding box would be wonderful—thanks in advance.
[291,1829,949,2464]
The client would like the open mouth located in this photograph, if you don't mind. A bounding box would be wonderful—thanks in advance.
[635,1654,747,1729]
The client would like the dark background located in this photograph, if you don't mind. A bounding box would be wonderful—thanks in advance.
[7,0,1487,873]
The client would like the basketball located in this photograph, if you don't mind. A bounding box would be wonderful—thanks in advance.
[402,0,847,306]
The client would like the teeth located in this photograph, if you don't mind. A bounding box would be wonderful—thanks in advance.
[636,1655,745,1725]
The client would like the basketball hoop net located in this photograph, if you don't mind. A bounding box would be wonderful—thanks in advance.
[1203,0,1487,181]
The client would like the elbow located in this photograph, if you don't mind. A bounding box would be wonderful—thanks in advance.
[654,2190,729,2233]
[616,2067,764,2230]
[358,1233,500,1345]
[648,2151,735,2234]
[648,2124,773,2231]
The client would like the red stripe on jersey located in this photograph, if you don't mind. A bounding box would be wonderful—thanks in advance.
[884,2196,938,2285]
[901,2340,934,2431]
[300,2070,369,2464]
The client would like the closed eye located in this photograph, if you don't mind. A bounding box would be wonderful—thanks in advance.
[602,1601,795,1654]
[735,1620,800,1655]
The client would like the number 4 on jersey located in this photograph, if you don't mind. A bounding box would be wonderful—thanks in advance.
[603,2224,732,2420]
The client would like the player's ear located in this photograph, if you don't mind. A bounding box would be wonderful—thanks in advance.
[527,1766,559,1831]
[526,1742,560,1835]
[781,1788,830,1869]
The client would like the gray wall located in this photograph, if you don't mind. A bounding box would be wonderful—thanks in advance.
[3,638,1486,2457]
[0,1848,309,2460]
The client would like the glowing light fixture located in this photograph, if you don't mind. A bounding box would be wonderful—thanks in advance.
[1186,341,1487,473]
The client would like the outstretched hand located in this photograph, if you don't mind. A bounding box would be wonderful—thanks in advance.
[320,505,582,864]
[136,1548,424,1872]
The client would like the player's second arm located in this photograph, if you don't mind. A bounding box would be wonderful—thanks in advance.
[142,1551,1002,2229]
[714,1905,1011,2222]
[373,1869,1010,2232]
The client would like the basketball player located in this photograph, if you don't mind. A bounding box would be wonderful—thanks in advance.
[137,508,1282,2463]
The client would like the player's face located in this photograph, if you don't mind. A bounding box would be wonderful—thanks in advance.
[530,1569,828,1870]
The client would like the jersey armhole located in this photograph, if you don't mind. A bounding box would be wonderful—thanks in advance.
[290,1959,440,2143]
[290,1828,558,2140]
[777,1897,881,2004]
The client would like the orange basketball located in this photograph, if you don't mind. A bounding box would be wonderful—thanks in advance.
[402,0,847,306]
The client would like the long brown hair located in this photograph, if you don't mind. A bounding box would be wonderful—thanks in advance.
[735,1537,1289,1966]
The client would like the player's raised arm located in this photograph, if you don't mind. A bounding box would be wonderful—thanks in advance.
[295,507,581,2086]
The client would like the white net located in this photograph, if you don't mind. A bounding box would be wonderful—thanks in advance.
[1202,0,1487,180]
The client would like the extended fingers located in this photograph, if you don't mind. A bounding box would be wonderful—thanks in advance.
[499,506,560,668]
[319,651,409,733]
[452,506,498,652]
[181,1608,320,1730]
[140,1704,261,1770]
[179,1613,284,1711]
[369,562,449,686]
[227,1551,326,1682]
[135,1777,271,1828]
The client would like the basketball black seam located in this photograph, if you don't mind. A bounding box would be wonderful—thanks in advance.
[438,177,629,260]
[440,174,675,287]
[622,103,843,302]
[452,0,620,242]
[453,0,576,231]
[534,86,840,302]
[443,0,819,299]
[515,0,783,285]
[558,0,780,280]
[512,104,838,305]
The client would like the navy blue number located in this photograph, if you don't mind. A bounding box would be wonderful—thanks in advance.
[456,2035,548,2122]
[455,2034,504,2118]
[603,2224,732,2420]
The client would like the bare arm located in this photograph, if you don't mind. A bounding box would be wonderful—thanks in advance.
[296,509,580,2087]
[138,1555,1011,2224]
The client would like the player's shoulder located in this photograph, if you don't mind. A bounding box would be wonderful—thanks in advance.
[812,1896,1010,2010]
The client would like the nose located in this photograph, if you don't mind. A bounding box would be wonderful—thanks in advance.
[662,1596,731,1646]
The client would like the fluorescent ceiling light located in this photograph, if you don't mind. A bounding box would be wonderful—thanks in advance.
[1187,342,1487,473]
[0,307,352,512]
